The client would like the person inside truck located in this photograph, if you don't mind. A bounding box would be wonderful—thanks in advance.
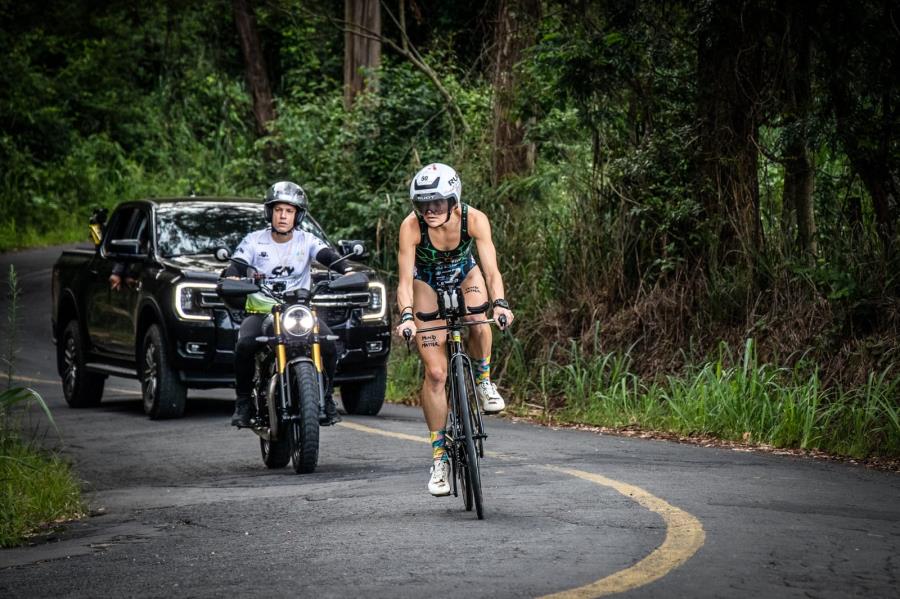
[222,181,351,428]
[108,212,150,291]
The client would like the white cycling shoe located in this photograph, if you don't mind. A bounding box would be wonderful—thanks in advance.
[428,459,451,496]
[476,380,506,413]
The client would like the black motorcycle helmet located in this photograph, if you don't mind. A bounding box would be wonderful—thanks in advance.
[264,181,308,229]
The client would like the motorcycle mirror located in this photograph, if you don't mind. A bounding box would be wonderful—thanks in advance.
[338,239,368,259]
[215,247,230,261]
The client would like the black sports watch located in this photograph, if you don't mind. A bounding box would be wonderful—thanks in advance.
[492,298,510,309]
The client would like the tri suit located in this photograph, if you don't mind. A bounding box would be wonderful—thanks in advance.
[414,203,476,290]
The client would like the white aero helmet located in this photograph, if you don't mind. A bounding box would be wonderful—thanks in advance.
[409,163,461,208]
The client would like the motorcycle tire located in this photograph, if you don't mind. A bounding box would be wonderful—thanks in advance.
[290,361,320,474]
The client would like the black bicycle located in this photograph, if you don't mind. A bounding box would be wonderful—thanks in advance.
[406,284,507,520]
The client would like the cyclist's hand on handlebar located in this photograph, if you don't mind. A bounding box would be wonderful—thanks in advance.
[396,321,417,340]
[493,306,514,331]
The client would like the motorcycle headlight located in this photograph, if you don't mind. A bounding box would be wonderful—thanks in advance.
[282,305,315,337]
[362,282,386,321]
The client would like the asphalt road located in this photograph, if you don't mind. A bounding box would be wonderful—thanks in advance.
[0,246,898,598]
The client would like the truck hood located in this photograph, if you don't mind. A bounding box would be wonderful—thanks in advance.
[162,254,229,280]
[160,254,374,281]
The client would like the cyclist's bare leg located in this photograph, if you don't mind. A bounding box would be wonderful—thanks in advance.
[461,265,505,411]
[413,279,449,431]
[461,266,491,361]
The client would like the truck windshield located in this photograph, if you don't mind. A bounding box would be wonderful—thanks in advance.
[155,202,331,258]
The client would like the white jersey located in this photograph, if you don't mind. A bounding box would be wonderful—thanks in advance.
[232,228,328,291]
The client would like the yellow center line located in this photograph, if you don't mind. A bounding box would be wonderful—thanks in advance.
[11,374,142,396]
[538,466,706,598]
[338,419,706,598]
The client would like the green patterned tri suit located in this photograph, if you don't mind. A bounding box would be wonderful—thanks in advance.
[413,203,476,290]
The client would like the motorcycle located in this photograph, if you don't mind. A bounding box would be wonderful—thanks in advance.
[217,268,370,473]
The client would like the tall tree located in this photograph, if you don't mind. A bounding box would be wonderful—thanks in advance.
[343,0,381,109]
[233,0,275,135]
[491,0,540,188]
[696,2,766,265]
[817,1,899,248]
[781,2,817,262]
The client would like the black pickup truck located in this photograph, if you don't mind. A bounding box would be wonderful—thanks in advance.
[51,197,391,419]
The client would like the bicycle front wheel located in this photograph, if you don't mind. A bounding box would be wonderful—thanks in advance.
[454,356,483,520]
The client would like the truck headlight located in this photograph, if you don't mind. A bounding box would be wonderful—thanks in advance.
[282,305,315,336]
[362,282,386,321]
[175,283,219,321]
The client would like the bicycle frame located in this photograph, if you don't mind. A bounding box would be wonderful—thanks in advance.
[417,309,496,518]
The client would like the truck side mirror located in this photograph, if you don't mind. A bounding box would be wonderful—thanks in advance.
[107,238,148,260]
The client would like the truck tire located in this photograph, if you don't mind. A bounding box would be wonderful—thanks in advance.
[61,320,105,408]
[140,324,187,419]
[339,365,386,416]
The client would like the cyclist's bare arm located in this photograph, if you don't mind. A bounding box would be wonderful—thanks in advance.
[468,208,514,327]
[396,214,419,336]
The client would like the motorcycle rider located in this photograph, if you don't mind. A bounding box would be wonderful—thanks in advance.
[223,181,350,428]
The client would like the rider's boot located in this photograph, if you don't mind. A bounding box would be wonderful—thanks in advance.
[231,393,253,427]
[320,394,342,426]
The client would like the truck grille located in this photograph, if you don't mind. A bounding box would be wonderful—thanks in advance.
[318,307,349,325]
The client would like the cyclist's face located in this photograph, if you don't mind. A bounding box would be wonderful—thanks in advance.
[415,198,448,220]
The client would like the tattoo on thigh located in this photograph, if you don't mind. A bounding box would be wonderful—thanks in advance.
[465,285,481,294]
[420,334,440,349]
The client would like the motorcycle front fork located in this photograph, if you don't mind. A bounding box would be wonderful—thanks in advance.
[274,306,326,418]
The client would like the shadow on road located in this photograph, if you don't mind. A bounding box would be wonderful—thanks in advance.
[88,396,233,419]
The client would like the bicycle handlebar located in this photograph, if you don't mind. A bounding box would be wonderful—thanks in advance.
[415,318,500,334]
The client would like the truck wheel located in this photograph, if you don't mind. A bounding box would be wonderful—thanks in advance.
[140,324,187,419]
[61,320,105,407]
[339,366,386,416]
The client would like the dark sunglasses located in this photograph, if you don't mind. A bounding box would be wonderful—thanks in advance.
[414,198,449,216]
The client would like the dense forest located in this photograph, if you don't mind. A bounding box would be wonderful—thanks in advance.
[1,1,897,458]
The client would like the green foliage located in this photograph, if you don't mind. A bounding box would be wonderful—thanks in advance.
[0,431,84,548]
[0,267,82,547]
[500,338,900,459]
[1,0,898,459]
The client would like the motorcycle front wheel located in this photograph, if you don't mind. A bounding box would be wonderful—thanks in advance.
[289,361,320,474]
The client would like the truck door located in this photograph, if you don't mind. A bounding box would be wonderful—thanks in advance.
[108,209,152,357]
[87,207,149,357]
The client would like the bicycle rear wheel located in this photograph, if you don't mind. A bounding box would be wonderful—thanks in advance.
[454,356,483,519]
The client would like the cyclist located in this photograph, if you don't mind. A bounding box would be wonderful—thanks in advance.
[223,181,350,428]
[395,163,514,496]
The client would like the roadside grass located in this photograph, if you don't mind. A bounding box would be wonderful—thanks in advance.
[507,338,900,460]
[0,218,86,253]
[1,266,84,547]
[0,386,85,548]
[387,334,900,461]
[385,349,422,406]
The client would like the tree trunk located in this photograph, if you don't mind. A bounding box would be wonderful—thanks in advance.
[344,0,382,109]
[491,0,540,188]
[781,4,816,262]
[816,1,898,249]
[233,0,275,135]
[696,2,764,266]
[829,76,897,246]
